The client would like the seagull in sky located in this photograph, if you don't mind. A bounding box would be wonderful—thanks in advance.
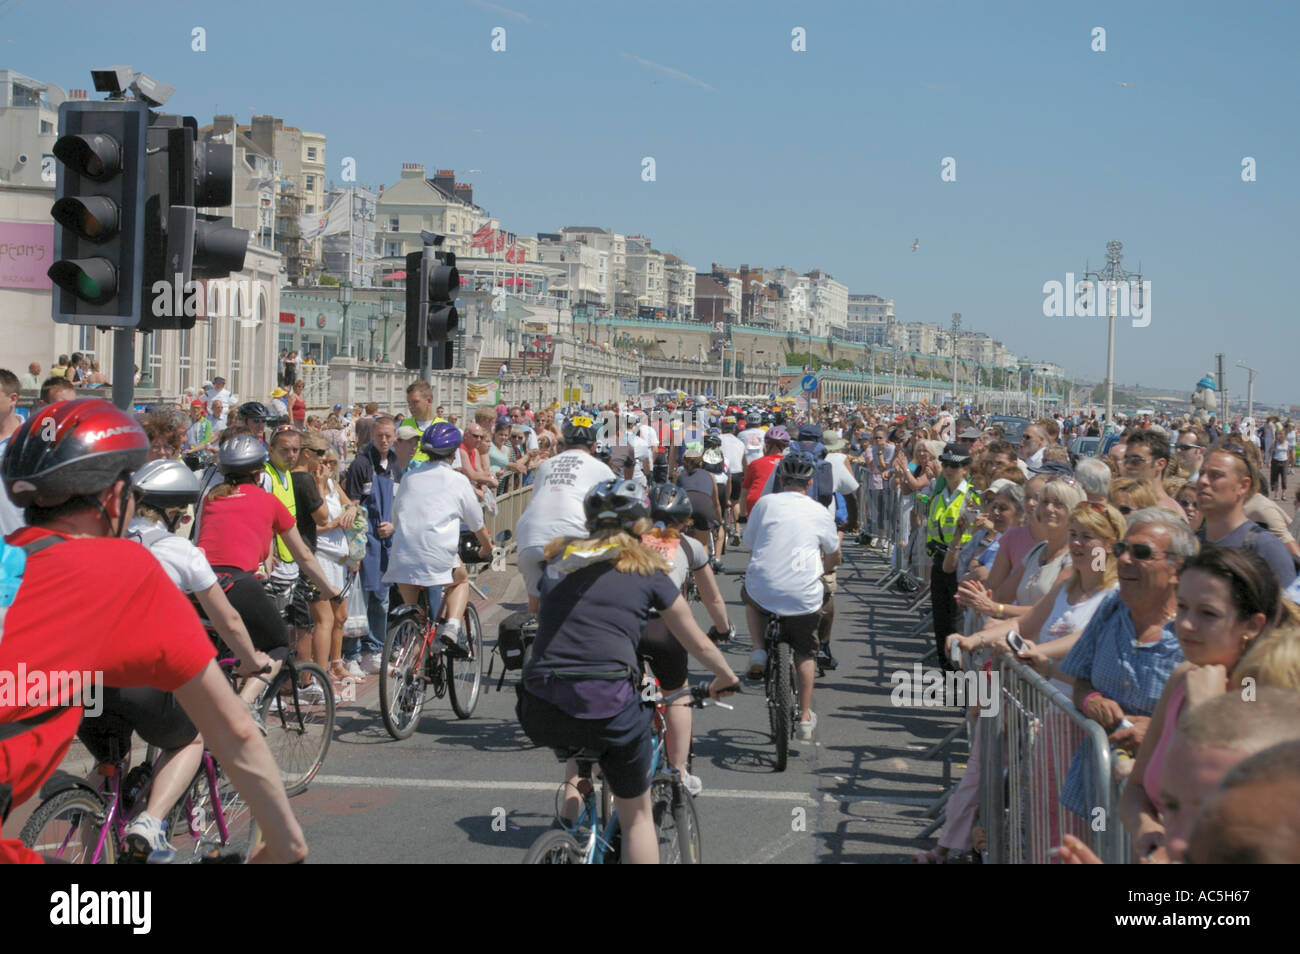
[911,239,919,252]
[1115,81,1132,88]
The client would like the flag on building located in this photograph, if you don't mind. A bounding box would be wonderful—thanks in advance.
[471,223,495,248]
[297,192,350,241]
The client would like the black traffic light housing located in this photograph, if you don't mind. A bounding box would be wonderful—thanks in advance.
[48,99,149,325]
[138,115,248,331]
[404,243,459,372]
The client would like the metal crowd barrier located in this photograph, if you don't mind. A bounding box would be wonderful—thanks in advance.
[978,654,1130,864]
[484,484,532,550]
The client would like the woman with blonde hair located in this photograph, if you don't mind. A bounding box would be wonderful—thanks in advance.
[517,479,738,863]
[1108,476,1158,517]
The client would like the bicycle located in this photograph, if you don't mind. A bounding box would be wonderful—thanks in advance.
[250,651,334,796]
[379,534,499,739]
[762,614,798,772]
[19,731,260,864]
[522,683,732,864]
[202,615,335,797]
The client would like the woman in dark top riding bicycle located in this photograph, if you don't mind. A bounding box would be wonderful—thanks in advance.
[517,479,739,864]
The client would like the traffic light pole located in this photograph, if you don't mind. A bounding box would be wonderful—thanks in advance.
[111,328,136,410]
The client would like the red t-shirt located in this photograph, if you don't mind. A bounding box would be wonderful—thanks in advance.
[0,529,216,863]
[197,485,295,570]
[290,394,306,425]
[743,454,783,514]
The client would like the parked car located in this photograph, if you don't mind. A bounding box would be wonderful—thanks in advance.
[986,415,1031,445]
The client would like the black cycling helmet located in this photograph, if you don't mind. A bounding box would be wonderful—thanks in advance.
[703,432,722,450]
[218,433,269,476]
[648,483,692,525]
[583,478,649,532]
[458,529,487,564]
[237,401,270,423]
[422,422,461,457]
[562,413,598,447]
[772,410,787,426]
[720,416,737,433]
[132,458,201,509]
[777,450,818,483]
[3,398,148,509]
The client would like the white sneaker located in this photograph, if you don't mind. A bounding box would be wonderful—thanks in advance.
[344,658,366,678]
[124,812,170,854]
[746,648,767,679]
[679,768,703,796]
[296,681,327,705]
[359,651,383,675]
[797,711,817,741]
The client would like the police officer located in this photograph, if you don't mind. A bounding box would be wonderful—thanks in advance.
[926,443,978,668]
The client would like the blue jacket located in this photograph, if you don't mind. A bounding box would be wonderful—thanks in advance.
[343,443,400,595]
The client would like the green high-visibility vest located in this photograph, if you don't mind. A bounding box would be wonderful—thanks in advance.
[264,463,297,563]
[927,484,978,548]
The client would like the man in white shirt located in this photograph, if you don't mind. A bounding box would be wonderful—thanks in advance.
[383,423,490,652]
[513,416,615,613]
[742,451,841,743]
[1019,422,1048,472]
[718,417,747,530]
[204,376,233,410]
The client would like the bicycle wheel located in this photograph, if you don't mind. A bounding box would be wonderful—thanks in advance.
[19,788,116,864]
[448,602,483,719]
[259,662,335,796]
[380,616,428,740]
[522,828,585,864]
[168,762,260,862]
[772,641,794,772]
[652,777,701,864]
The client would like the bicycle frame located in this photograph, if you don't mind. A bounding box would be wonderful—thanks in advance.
[560,684,673,864]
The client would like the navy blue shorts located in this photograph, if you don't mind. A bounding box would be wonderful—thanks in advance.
[515,688,655,799]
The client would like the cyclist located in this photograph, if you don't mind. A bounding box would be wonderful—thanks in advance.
[236,401,271,445]
[85,459,273,858]
[742,451,841,740]
[702,434,729,562]
[0,399,305,864]
[514,414,615,614]
[516,479,739,864]
[196,433,340,708]
[676,445,723,558]
[640,484,735,794]
[383,423,491,653]
[741,425,790,516]
[718,416,747,533]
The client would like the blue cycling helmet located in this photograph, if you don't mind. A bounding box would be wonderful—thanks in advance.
[422,422,462,457]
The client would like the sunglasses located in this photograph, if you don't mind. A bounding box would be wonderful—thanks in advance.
[1112,541,1166,561]
[1175,444,1201,452]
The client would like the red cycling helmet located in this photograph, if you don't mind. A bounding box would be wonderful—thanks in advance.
[3,398,149,508]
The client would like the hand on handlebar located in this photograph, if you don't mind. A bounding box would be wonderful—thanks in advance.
[236,651,273,679]
[708,674,741,702]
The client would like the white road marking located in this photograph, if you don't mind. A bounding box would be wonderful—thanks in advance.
[310,775,938,807]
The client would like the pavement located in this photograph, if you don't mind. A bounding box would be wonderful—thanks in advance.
[287,537,968,863]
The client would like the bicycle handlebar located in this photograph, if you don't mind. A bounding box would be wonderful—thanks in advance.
[660,683,740,710]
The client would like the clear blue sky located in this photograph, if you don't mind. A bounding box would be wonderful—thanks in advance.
[7,0,1297,404]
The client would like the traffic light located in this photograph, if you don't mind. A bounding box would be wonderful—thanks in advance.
[139,116,248,331]
[427,251,459,371]
[47,99,149,326]
[403,246,459,371]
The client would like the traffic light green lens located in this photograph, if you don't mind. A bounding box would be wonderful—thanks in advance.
[75,270,101,299]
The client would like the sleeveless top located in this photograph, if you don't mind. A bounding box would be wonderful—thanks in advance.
[1142,678,1187,817]
[1016,541,1071,607]
[1037,582,1117,695]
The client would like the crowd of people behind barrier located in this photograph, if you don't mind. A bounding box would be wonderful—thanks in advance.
[4,356,1300,863]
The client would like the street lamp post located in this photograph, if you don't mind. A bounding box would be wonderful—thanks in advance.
[380,297,393,363]
[1237,360,1258,423]
[338,281,354,358]
[505,325,516,374]
[367,313,379,363]
[1081,240,1143,435]
[951,313,961,405]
